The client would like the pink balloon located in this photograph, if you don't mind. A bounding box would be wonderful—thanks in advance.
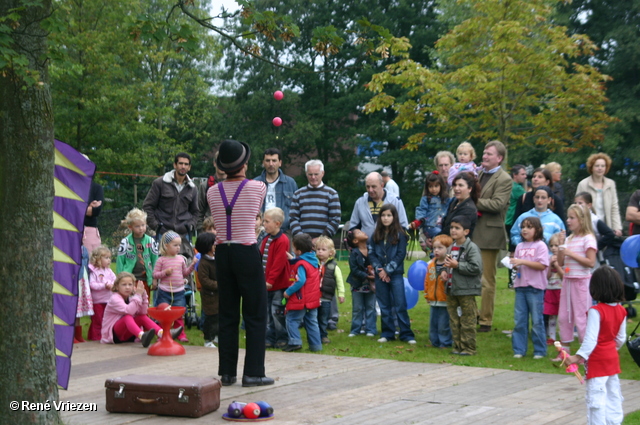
[273,90,284,101]
[272,117,282,127]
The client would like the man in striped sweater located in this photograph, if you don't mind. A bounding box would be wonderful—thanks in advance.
[289,159,341,243]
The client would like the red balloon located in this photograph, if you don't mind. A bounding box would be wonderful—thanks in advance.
[272,117,283,127]
[273,90,284,100]
[243,403,261,419]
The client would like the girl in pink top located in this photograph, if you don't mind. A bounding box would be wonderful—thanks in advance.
[100,272,162,347]
[152,231,198,341]
[555,204,597,360]
[87,246,116,340]
[510,217,549,359]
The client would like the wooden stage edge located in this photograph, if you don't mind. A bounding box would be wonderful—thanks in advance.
[60,341,640,425]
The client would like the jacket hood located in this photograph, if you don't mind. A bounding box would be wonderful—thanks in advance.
[299,251,319,268]
[162,170,195,188]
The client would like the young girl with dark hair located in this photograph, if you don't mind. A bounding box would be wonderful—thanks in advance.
[369,204,416,344]
[411,172,452,247]
[510,217,549,359]
[566,266,626,425]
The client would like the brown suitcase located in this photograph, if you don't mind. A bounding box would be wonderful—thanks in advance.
[105,375,221,418]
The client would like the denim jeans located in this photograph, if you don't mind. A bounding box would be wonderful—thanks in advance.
[375,273,415,341]
[350,291,377,335]
[286,308,322,351]
[318,301,332,339]
[155,289,186,307]
[512,286,547,357]
[266,289,288,345]
[429,305,452,347]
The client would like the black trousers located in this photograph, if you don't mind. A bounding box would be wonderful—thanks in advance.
[216,244,268,377]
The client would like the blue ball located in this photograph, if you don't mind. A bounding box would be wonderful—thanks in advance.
[407,260,428,291]
[404,277,419,310]
[621,235,640,268]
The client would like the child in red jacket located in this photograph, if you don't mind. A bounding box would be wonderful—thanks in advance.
[260,207,291,349]
[282,233,321,352]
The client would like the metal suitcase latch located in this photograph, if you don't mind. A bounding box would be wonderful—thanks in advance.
[178,388,189,403]
[115,384,125,399]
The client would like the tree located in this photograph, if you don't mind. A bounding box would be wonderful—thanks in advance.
[365,0,615,160]
[49,0,221,177]
[557,0,640,190]
[0,0,61,423]
[204,0,444,219]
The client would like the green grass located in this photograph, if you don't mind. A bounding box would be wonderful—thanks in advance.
[90,259,639,419]
[177,262,640,381]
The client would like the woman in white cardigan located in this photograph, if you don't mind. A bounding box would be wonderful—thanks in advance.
[575,153,622,236]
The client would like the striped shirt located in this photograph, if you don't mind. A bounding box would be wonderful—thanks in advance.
[152,255,196,293]
[261,236,272,271]
[207,179,266,245]
[289,184,341,238]
[565,234,597,278]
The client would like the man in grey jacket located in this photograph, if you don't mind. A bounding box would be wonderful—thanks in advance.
[254,148,298,231]
[143,153,198,260]
[349,172,408,237]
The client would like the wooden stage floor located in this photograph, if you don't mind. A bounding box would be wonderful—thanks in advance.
[61,341,640,424]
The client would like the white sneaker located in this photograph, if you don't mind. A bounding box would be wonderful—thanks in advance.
[533,355,544,360]
[513,354,523,359]
[213,336,218,344]
[366,333,375,337]
[204,341,216,348]
[348,333,356,337]
[377,337,388,343]
[407,340,416,345]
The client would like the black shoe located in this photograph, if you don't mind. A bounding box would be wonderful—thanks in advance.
[275,341,288,349]
[265,342,274,349]
[220,375,237,386]
[478,325,492,333]
[327,323,337,331]
[141,329,156,348]
[282,345,302,352]
[242,376,274,387]
[170,326,183,340]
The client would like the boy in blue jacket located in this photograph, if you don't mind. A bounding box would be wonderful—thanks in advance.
[282,233,322,352]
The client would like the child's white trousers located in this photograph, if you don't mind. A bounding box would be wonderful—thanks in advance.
[586,374,623,425]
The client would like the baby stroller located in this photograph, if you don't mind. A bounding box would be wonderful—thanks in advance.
[183,278,200,330]
[602,242,639,318]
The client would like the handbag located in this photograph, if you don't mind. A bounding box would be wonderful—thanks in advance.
[626,320,640,368]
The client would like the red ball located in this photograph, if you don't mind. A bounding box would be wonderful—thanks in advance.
[273,90,284,100]
[156,303,171,310]
[272,117,283,127]
[243,402,261,419]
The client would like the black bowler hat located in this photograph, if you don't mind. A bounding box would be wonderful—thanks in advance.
[216,140,251,173]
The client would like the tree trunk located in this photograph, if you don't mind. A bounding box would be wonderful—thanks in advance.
[0,1,61,423]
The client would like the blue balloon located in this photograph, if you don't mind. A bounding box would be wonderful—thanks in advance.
[404,277,419,310]
[622,235,640,268]
[407,260,428,291]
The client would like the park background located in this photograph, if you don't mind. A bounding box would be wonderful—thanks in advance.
[3,0,640,423]
[46,0,640,245]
